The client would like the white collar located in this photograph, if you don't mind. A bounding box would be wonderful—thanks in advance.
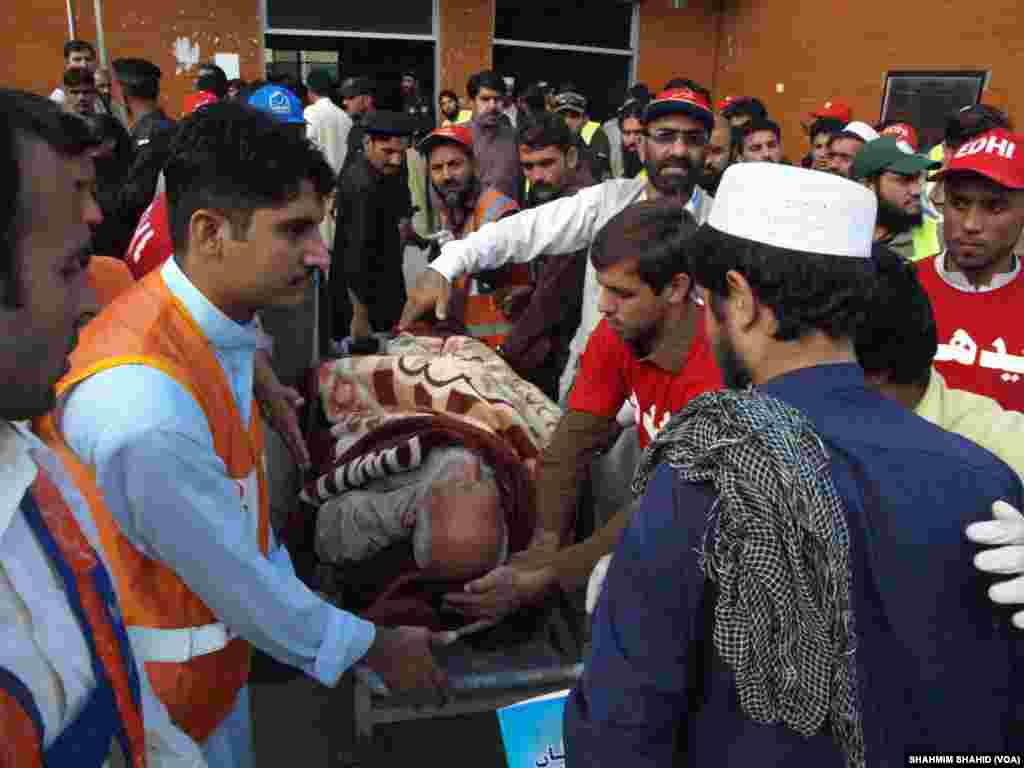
[160,258,264,351]
[933,250,1021,293]
[0,421,40,537]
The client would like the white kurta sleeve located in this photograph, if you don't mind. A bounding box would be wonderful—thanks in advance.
[429,179,643,281]
[61,366,376,689]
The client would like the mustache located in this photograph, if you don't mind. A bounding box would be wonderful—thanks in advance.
[657,157,694,174]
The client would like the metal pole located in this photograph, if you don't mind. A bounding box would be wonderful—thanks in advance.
[93,0,108,66]
[66,0,77,39]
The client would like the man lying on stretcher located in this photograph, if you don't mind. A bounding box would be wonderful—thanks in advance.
[305,201,721,635]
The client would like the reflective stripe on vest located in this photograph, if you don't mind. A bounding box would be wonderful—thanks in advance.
[581,121,600,145]
[128,623,238,664]
[45,271,270,743]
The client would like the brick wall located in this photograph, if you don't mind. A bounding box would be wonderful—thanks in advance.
[636,0,720,96]
[4,0,263,121]
[439,0,493,107]
[714,0,1024,159]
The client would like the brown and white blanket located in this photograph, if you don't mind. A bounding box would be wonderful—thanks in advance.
[301,333,561,628]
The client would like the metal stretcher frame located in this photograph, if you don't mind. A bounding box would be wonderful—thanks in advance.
[302,267,587,767]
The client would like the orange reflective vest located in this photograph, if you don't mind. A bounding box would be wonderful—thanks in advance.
[441,188,529,349]
[38,270,270,743]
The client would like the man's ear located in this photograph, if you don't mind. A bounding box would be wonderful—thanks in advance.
[665,271,692,304]
[725,269,758,329]
[188,209,228,262]
[565,145,578,170]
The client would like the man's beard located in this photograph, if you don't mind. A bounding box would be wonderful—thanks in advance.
[623,149,644,179]
[476,111,499,129]
[877,197,923,237]
[647,153,696,198]
[699,165,725,195]
[434,176,478,210]
[713,328,754,390]
[527,181,561,208]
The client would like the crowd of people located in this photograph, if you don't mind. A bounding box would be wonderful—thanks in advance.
[1,31,1023,768]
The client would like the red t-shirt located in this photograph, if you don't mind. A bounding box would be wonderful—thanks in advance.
[569,318,723,448]
[124,192,172,280]
[917,254,1024,412]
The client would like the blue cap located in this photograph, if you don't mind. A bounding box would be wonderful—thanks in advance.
[248,85,305,125]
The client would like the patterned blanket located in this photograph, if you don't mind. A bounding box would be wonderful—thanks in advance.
[303,333,562,628]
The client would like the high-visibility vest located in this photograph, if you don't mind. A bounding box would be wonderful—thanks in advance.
[911,220,942,262]
[580,121,601,146]
[454,110,474,125]
[441,189,529,349]
[0,469,147,767]
[39,271,271,743]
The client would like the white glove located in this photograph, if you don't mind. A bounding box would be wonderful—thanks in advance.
[965,500,1024,629]
[586,555,613,615]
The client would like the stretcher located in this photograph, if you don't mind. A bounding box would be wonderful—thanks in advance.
[273,268,588,766]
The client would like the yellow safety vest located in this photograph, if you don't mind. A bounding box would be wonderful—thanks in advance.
[580,121,601,145]
[454,110,474,125]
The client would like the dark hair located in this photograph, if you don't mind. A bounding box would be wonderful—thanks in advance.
[810,117,845,141]
[63,67,96,88]
[467,71,505,100]
[121,76,159,102]
[628,83,651,102]
[855,245,936,387]
[688,226,875,341]
[196,64,229,99]
[439,89,457,102]
[945,104,1012,148]
[517,112,574,153]
[591,203,698,293]
[662,78,711,104]
[521,84,547,116]
[81,113,135,255]
[164,102,335,258]
[64,40,96,60]
[0,90,92,306]
[618,98,647,126]
[740,117,781,147]
[722,96,768,122]
[828,130,866,149]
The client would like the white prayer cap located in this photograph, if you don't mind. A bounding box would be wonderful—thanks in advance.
[707,163,877,259]
[843,121,880,143]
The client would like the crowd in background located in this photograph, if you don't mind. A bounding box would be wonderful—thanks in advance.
[2,28,1024,768]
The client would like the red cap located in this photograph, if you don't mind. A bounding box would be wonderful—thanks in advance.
[933,128,1024,190]
[644,88,715,132]
[717,95,736,113]
[183,90,218,116]
[879,122,919,152]
[810,100,852,123]
[418,124,474,155]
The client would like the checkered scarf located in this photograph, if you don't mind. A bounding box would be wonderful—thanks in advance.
[632,388,865,768]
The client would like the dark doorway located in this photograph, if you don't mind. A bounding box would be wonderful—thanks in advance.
[265,35,435,112]
[492,45,631,124]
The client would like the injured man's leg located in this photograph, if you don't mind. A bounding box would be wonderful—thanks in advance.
[315,446,509,582]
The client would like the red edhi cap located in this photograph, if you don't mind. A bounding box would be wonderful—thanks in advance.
[879,122,919,152]
[934,128,1024,190]
[644,88,715,132]
[810,100,852,123]
[183,90,218,117]
[418,124,474,155]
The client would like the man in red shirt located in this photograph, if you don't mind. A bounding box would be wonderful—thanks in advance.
[916,127,1024,411]
[443,198,721,633]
